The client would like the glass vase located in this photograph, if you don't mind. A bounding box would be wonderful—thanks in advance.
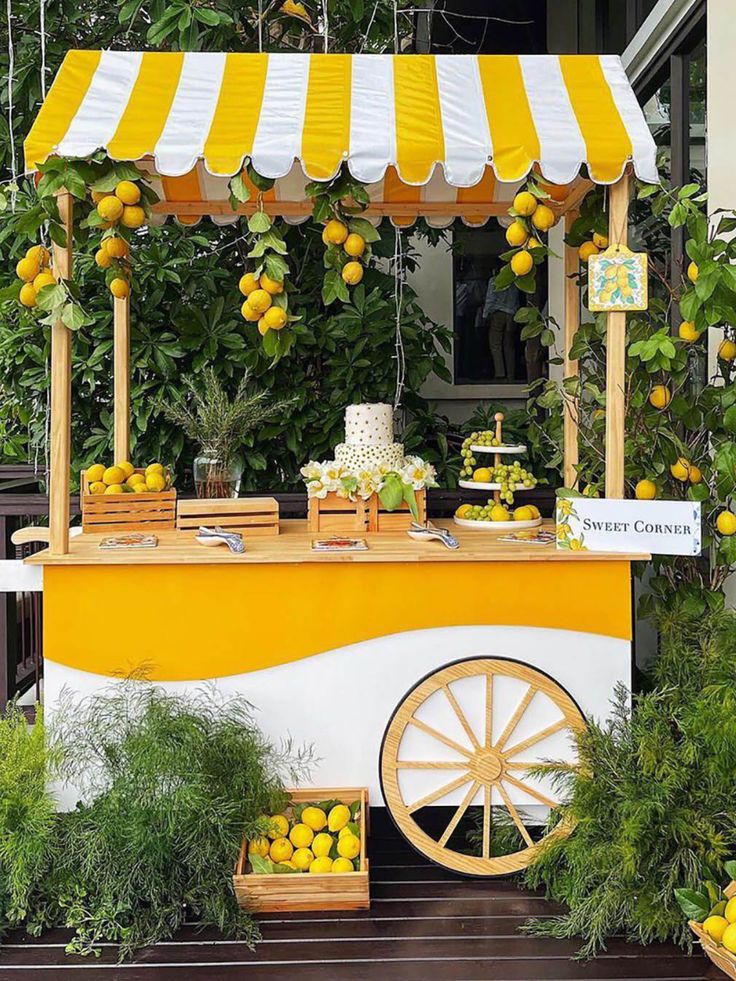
[193,456,242,499]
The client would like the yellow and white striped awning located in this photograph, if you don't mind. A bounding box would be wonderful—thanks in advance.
[25,51,657,226]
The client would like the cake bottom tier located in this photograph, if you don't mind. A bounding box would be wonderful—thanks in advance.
[334,442,404,472]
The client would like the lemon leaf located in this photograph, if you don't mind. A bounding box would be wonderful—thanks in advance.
[247,211,271,235]
[249,854,273,875]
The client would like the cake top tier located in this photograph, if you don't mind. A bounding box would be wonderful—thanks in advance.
[344,403,394,446]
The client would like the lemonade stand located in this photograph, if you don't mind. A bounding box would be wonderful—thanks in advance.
[23,51,656,876]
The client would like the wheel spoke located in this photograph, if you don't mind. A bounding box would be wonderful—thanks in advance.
[485,672,493,749]
[504,773,558,809]
[503,718,569,760]
[482,783,491,860]
[397,760,470,769]
[497,781,534,847]
[408,716,473,758]
[493,685,536,751]
[438,780,480,847]
[442,684,481,750]
[407,773,472,814]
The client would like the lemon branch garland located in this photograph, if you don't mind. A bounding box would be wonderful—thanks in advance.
[495,178,560,294]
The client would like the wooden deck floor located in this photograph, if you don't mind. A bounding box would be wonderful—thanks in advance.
[0,813,719,980]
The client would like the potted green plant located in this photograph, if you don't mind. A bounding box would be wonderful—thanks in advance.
[163,367,293,498]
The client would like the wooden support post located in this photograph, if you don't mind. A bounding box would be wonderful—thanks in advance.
[113,294,130,463]
[49,192,73,555]
[563,210,580,489]
[605,173,630,500]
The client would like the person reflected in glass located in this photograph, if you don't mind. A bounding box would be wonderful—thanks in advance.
[483,272,521,381]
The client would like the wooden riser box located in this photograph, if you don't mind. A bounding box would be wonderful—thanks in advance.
[308,490,426,534]
[177,497,279,536]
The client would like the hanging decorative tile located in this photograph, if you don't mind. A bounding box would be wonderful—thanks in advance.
[588,245,648,312]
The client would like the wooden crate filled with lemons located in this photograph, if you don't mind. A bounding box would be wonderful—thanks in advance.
[80,460,176,533]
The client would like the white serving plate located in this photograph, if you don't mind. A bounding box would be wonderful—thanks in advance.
[458,479,535,492]
[469,444,527,455]
[195,534,227,547]
[453,516,543,532]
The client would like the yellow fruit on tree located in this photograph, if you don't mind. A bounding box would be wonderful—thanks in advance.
[26,245,50,266]
[703,915,729,943]
[528,237,542,250]
[336,833,360,860]
[324,219,348,245]
[718,339,736,362]
[95,249,112,269]
[321,227,331,246]
[121,205,146,229]
[717,511,736,536]
[114,180,141,205]
[104,483,124,494]
[723,922,736,954]
[510,250,533,277]
[292,847,314,870]
[263,306,287,331]
[145,473,166,492]
[332,857,354,873]
[301,806,327,832]
[309,856,333,874]
[33,271,56,292]
[247,289,272,314]
[267,814,289,840]
[289,823,314,849]
[578,241,599,263]
[327,804,350,833]
[635,479,657,500]
[241,300,261,322]
[269,837,293,863]
[505,221,528,248]
[311,833,333,858]
[97,196,124,222]
[89,481,106,495]
[103,466,125,486]
[455,504,472,519]
[239,273,260,296]
[725,896,736,923]
[670,458,690,481]
[592,232,609,249]
[257,319,269,336]
[688,464,702,484]
[687,261,699,283]
[126,473,146,488]
[260,273,284,295]
[472,468,491,483]
[342,261,363,285]
[86,463,105,483]
[109,278,129,299]
[531,204,555,231]
[649,385,671,410]
[513,191,537,217]
[247,836,270,858]
[678,321,699,342]
[344,233,366,258]
[16,256,40,282]
[491,504,510,522]
[19,283,37,308]
[104,237,129,259]
[91,190,106,204]
[513,506,534,522]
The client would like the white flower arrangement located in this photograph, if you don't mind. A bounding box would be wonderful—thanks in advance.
[301,456,437,518]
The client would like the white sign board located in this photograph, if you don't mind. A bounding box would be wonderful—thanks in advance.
[556,498,701,556]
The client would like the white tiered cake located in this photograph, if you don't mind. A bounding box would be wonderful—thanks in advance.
[334,403,404,472]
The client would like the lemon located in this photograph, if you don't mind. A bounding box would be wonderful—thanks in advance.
[301,806,327,831]
[528,237,542,249]
[110,278,129,299]
[33,271,56,291]
[687,261,699,283]
[91,190,106,204]
[455,504,472,520]
[338,826,354,838]
[95,249,112,269]
[97,196,124,222]
[19,283,37,307]
[104,483,124,494]
[634,479,657,500]
[16,256,40,282]
[260,273,284,295]
[678,320,699,342]
[718,339,736,362]
[115,181,141,205]
[513,191,537,217]
[239,273,260,296]
[132,483,148,493]
[327,804,350,833]
[292,847,314,871]
[513,506,534,522]
[89,481,106,495]
[309,856,333,874]
[115,461,134,480]
[704,914,729,942]
[670,458,690,481]
[26,245,50,266]
[717,511,736,536]
[332,857,354,873]
[321,227,331,246]
[723,922,736,953]
[248,289,272,314]
[248,836,270,858]
[279,860,297,870]
[267,814,290,840]
[725,897,736,923]
[505,221,528,248]
[324,219,348,245]
[342,261,363,285]
[336,833,360,860]
[472,468,491,483]
[649,385,671,410]
[103,466,125,486]
[269,837,293,863]
[145,463,164,477]
[531,204,555,231]
[527,504,541,519]
[263,306,287,331]
[311,832,333,858]
[592,232,609,249]
[688,464,702,484]
[258,319,270,336]
[86,463,106,483]
[104,237,129,259]
[289,823,314,849]
[146,473,166,492]
[491,504,510,522]
[578,241,599,263]
[121,205,146,229]
[126,473,146,488]
[510,250,533,277]
[241,300,261,322]
[344,233,366,258]
[569,538,583,550]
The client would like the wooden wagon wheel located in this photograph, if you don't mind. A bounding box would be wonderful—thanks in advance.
[379,658,586,876]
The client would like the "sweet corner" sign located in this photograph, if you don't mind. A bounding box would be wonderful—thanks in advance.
[556,498,701,556]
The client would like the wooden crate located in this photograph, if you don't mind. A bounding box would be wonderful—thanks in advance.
[307,493,369,534]
[80,469,176,534]
[367,488,426,532]
[689,881,736,979]
[233,787,369,914]
[177,497,279,536]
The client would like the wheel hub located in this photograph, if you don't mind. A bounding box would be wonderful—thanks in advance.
[469,748,503,783]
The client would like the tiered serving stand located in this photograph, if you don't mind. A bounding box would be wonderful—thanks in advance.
[454,413,543,533]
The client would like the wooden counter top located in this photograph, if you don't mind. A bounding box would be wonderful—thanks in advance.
[26,520,649,566]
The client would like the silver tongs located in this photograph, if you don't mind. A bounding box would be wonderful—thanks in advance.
[408,521,460,550]
[197,525,246,554]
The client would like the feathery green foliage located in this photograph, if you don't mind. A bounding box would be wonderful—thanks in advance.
[523,609,736,957]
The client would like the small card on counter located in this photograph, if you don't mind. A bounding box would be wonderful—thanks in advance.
[312,537,368,553]
[99,533,158,549]
[497,530,555,546]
